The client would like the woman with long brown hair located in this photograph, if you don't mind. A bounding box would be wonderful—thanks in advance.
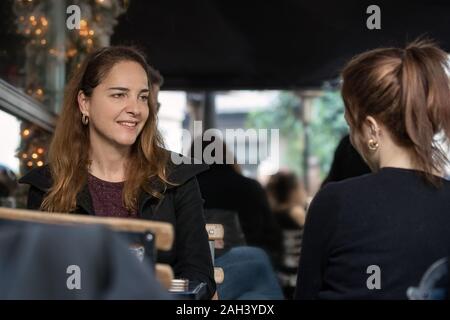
[295,39,450,299]
[19,46,215,299]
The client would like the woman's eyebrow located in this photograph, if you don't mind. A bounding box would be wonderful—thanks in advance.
[107,87,129,91]
[107,87,149,93]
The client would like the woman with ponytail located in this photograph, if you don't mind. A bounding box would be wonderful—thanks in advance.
[295,39,450,299]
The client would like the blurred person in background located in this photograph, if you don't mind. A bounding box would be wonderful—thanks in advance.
[0,164,17,198]
[149,66,163,112]
[321,134,371,188]
[192,137,284,299]
[194,137,281,263]
[266,170,306,299]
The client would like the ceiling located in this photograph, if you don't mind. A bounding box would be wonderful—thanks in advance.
[111,0,450,90]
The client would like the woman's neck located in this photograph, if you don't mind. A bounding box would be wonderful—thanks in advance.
[88,138,131,182]
[378,144,443,177]
[379,153,416,170]
[376,138,415,170]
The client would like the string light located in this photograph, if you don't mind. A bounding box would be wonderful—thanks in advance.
[67,48,78,57]
[27,161,33,167]
[22,153,28,159]
[23,129,30,136]
[31,153,38,159]
[37,161,44,167]
[37,148,44,154]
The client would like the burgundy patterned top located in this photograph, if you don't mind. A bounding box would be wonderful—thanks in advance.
[87,173,136,218]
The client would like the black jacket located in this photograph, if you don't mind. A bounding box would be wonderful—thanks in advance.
[18,153,216,299]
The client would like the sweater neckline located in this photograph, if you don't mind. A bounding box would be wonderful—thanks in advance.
[88,173,125,186]
[379,166,447,180]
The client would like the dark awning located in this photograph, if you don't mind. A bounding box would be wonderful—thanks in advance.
[111,0,450,90]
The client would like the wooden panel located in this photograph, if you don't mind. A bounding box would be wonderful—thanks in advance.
[214,267,224,284]
[155,263,174,289]
[205,224,224,241]
[0,207,174,251]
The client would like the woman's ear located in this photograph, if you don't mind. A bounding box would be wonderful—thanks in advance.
[77,90,90,116]
[365,116,381,140]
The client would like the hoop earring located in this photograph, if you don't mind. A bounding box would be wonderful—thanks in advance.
[82,114,89,125]
[368,139,379,151]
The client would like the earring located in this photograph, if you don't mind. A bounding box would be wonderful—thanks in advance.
[82,114,89,125]
[368,139,379,151]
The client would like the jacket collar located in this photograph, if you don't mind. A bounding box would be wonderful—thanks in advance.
[138,154,209,216]
[18,165,52,192]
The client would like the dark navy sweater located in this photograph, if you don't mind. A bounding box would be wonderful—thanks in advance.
[295,167,450,299]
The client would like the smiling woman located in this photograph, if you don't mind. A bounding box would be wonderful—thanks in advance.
[18,46,216,299]
[77,60,152,179]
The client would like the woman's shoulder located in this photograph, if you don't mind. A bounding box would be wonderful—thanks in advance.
[164,150,209,188]
[317,171,376,198]
[18,165,52,192]
[307,172,378,219]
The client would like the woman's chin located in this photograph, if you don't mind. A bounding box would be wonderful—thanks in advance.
[113,135,138,148]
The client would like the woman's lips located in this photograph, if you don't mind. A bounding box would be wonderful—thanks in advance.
[117,121,138,129]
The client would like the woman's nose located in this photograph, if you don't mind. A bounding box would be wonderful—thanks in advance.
[124,97,142,115]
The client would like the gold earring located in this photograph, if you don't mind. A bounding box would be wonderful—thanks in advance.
[368,139,379,151]
[82,114,89,125]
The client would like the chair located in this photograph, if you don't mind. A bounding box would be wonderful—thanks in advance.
[204,208,250,287]
[0,207,175,290]
[204,209,246,256]
[407,257,449,300]
[205,223,225,284]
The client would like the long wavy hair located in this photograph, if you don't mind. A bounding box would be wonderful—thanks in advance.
[41,46,171,213]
